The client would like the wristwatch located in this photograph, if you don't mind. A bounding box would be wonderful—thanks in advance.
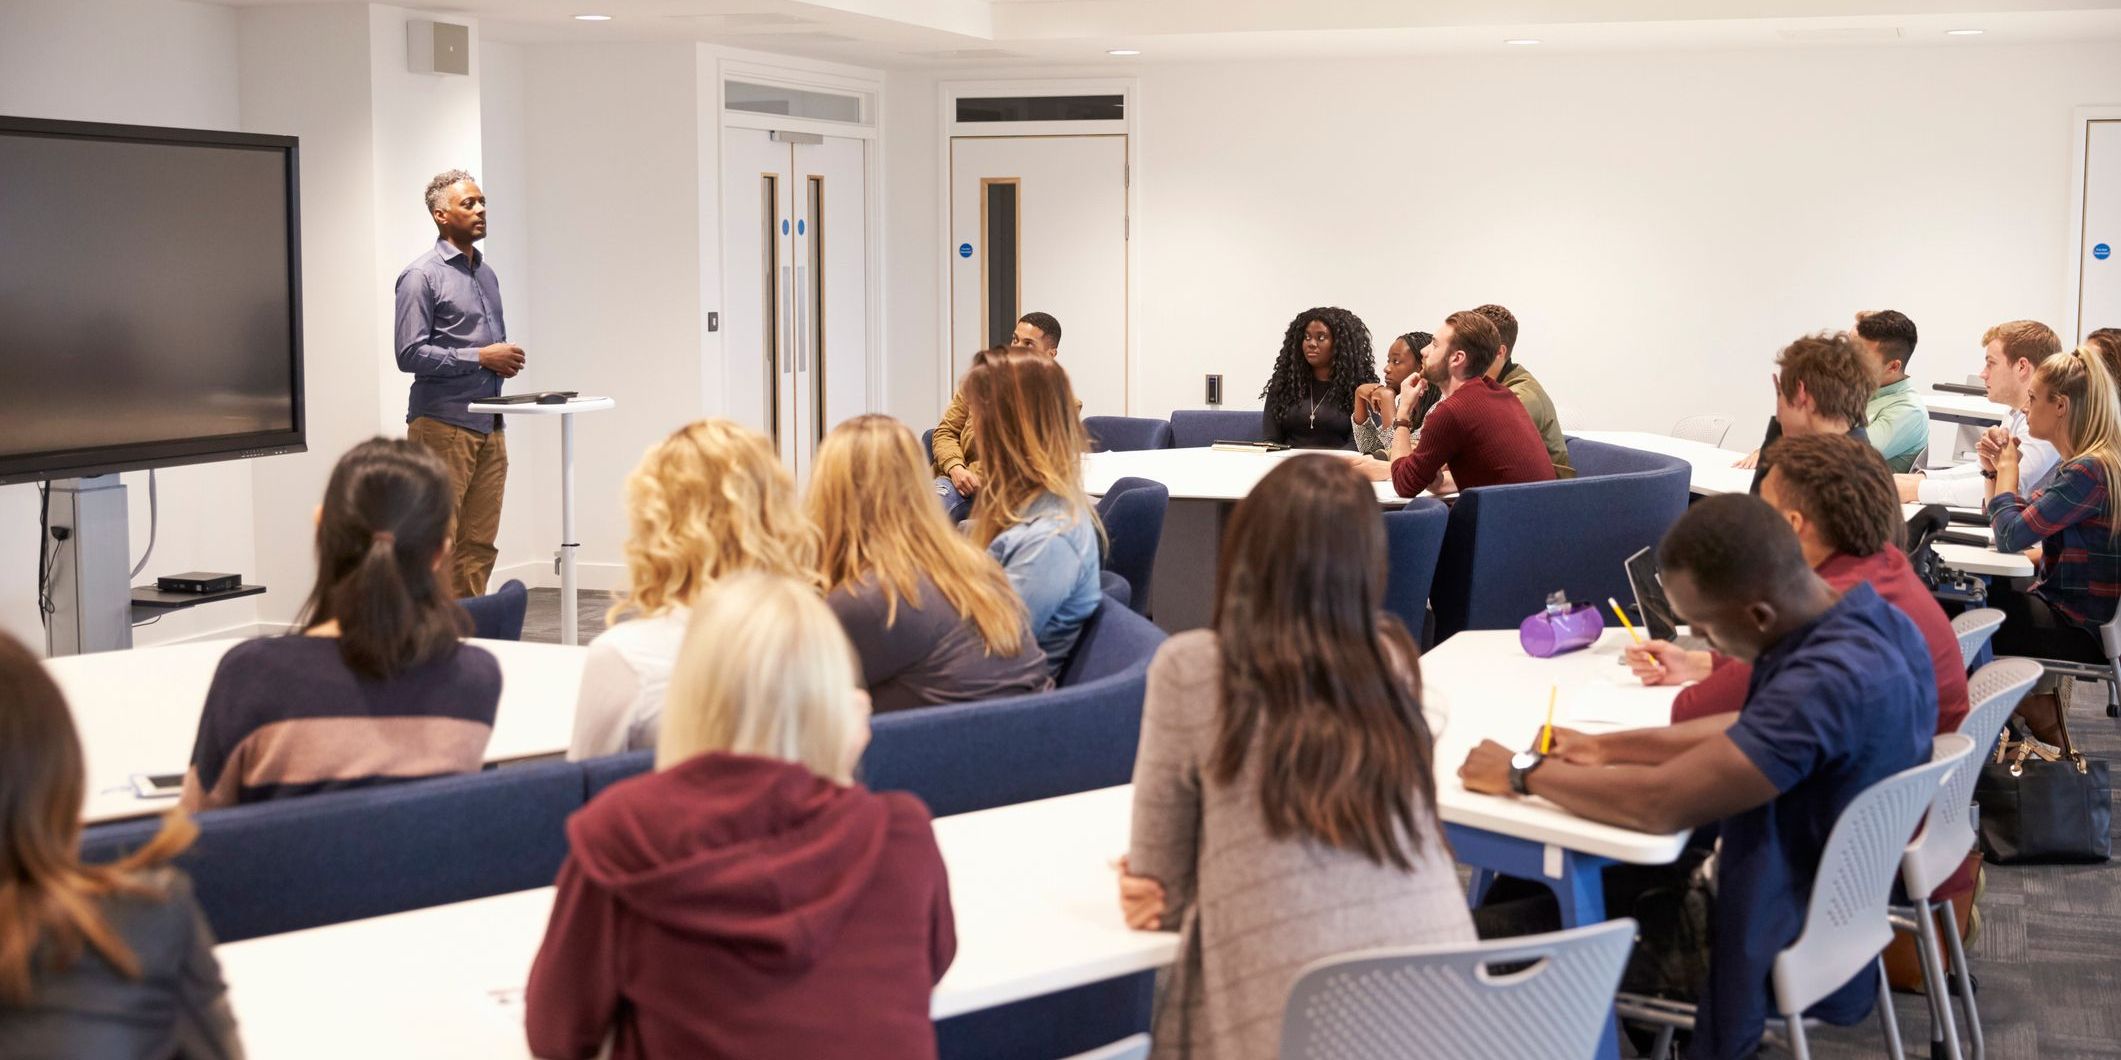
[1508,750,1546,796]
[1394,417,1416,432]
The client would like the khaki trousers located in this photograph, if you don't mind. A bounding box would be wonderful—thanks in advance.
[407,417,507,598]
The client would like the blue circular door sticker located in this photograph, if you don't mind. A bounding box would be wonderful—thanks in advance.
[781,219,789,235]
[2097,243,2113,261]
[798,219,806,236]
[959,243,974,259]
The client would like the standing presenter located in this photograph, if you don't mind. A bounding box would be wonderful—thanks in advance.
[395,168,523,598]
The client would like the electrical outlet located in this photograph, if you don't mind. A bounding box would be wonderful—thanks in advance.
[707,311,720,332]
[1205,374,1223,405]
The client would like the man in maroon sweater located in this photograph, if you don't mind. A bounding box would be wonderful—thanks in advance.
[1349,309,1556,497]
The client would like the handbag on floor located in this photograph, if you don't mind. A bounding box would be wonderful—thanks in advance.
[1974,696,2112,864]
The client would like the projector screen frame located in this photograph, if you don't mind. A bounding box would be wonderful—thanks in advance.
[0,114,305,487]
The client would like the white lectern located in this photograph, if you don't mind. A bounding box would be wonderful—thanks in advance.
[467,396,616,646]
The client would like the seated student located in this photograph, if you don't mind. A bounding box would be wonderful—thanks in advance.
[932,311,1062,523]
[182,439,499,811]
[2085,326,2121,374]
[1852,309,1930,472]
[960,345,1104,670]
[1896,320,2064,506]
[1985,346,2121,744]
[569,419,821,760]
[1474,303,1576,479]
[810,414,1051,711]
[1346,309,1556,497]
[1120,456,1474,1060]
[1461,494,1935,1060]
[1260,306,1377,450]
[1352,330,1428,458]
[1627,434,1969,733]
[1737,331,1877,492]
[0,632,243,1059]
[526,573,954,1060]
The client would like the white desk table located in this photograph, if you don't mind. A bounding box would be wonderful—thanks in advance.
[213,785,1172,1060]
[1082,447,1405,630]
[1569,429,1755,497]
[1923,390,2006,428]
[468,396,616,646]
[50,637,587,824]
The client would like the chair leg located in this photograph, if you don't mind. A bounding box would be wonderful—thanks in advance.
[1790,1014,1812,1060]
[1914,899,1965,1060]
[1876,955,1906,1059]
[1650,1025,1675,1059]
[1939,897,1985,1060]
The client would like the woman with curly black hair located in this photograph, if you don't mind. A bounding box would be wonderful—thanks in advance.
[1260,307,1377,449]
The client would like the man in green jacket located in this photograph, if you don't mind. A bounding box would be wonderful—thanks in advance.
[1475,304,1576,480]
[1853,309,1929,473]
[932,311,1063,521]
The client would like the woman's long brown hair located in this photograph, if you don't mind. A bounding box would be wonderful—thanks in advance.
[0,631,197,1003]
[1208,455,1440,869]
[958,345,1102,548]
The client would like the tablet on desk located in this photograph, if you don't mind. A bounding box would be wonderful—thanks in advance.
[1624,547,1680,643]
[130,772,184,800]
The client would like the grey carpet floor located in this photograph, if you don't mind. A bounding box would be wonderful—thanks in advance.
[523,588,2117,1057]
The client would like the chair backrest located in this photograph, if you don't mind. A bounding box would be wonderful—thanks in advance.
[1084,416,1174,453]
[922,427,937,466]
[583,748,656,801]
[1060,1034,1151,1060]
[1381,500,1450,643]
[1903,659,2040,898]
[1428,439,1690,638]
[1095,477,1169,617]
[1168,408,1264,449]
[1773,733,1972,1017]
[1950,608,2005,671]
[1280,918,1636,1060]
[79,761,585,942]
[459,578,529,641]
[860,600,1164,816]
[1670,414,1734,447]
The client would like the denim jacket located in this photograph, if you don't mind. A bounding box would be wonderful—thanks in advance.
[988,493,1103,673]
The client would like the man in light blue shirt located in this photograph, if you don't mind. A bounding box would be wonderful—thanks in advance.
[1854,310,1929,473]
[394,169,524,597]
[1895,320,2064,507]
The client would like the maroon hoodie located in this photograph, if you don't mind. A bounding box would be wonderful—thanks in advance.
[524,752,956,1060]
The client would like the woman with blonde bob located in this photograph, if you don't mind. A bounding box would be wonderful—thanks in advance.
[959,345,1104,670]
[810,414,1051,711]
[0,630,243,1057]
[567,419,821,759]
[526,574,956,1060]
[1987,345,2121,741]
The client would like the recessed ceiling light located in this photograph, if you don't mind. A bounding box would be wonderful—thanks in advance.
[1107,48,1140,56]
[1504,38,1542,45]
[573,14,612,21]
[1945,28,1985,35]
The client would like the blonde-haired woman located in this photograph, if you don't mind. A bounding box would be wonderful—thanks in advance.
[960,345,1104,669]
[567,419,821,759]
[1987,345,2121,741]
[810,414,1051,711]
[526,574,956,1060]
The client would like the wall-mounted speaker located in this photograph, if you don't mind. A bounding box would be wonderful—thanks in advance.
[407,20,470,76]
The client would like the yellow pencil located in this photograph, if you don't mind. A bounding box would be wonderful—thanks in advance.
[1608,597,1645,644]
[1540,684,1556,754]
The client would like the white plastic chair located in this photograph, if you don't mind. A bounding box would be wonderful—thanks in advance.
[1619,734,1974,1060]
[1279,918,1635,1060]
[1892,659,2039,1060]
[1950,609,2005,671]
[1671,414,1734,447]
[1060,1033,1150,1060]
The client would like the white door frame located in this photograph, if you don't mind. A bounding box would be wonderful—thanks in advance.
[2068,105,2121,343]
[716,59,883,429]
[937,78,1139,414]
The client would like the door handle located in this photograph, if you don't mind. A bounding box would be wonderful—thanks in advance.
[795,264,809,373]
[780,264,793,375]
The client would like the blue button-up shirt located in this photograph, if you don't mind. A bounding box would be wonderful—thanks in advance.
[394,239,507,433]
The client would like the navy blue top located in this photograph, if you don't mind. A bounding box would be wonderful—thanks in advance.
[1701,583,1936,1060]
[394,238,508,433]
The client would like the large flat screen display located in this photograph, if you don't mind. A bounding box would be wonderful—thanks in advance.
[0,115,303,485]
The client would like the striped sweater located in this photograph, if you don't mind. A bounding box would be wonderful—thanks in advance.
[180,636,500,811]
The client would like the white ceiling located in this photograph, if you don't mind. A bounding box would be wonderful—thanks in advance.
[211,0,2121,68]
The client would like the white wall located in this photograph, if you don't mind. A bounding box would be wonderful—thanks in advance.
[889,42,2121,443]
[883,68,944,426]
[0,0,260,650]
[477,40,543,584]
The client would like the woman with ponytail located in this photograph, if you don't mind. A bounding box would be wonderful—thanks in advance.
[1987,345,2121,741]
[180,438,499,811]
[0,631,242,1056]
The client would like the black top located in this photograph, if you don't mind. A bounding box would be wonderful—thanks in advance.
[1747,418,1871,495]
[0,869,243,1060]
[1262,377,1357,450]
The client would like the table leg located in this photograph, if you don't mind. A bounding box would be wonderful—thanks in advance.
[561,412,578,647]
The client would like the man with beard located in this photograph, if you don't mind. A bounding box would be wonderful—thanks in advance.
[1348,309,1556,497]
